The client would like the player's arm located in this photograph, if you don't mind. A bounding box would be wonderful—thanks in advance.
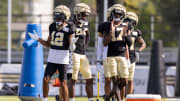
[68,34,73,45]
[85,30,90,49]
[96,32,104,72]
[38,36,51,48]
[124,26,132,59]
[28,31,51,48]
[137,36,146,52]
[125,45,130,60]
[96,32,103,62]
[103,21,115,46]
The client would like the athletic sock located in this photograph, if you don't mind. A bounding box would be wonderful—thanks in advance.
[88,98,94,101]
[43,97,48,101]
[112,97,115,101]
[69,98,75,101]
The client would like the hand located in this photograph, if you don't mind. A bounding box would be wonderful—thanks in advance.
[70,36,79,51]
[111,21,115,32]
[70,44,76,51]
[28,30,39,40]
[126,59,131,69]
[71,37,79,44]
[96,62,104,73]
[135,52,140,62]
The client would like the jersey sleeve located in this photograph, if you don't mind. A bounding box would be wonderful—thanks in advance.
[49,23,55,36]
[98,22,104,34]
[136,29,142,37]
[125,35,132,47]
[69,24,75,35]
[136,29,143,41]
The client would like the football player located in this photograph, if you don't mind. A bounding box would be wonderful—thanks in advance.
[59,50,74,101]
[68,3,93,101]
[96,5,115,101]
[98,4,131,101]
[120,12,146,99]
[28,5,73,101]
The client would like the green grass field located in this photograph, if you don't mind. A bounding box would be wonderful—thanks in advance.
[0,96,170,101]
[0,96,104,101]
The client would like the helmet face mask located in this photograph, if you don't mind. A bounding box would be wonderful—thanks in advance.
[107,4,126,22]
[125,18,136,30]
[112,9,125,22]
[54,12,67,27]
[77,12,89,21]
[54,5,71,29]
[125,12,138,30]
[54,12,66,22]
[125,18,137,26]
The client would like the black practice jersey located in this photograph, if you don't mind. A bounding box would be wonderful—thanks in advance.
[129,29,142,63]
[98,21,129,57]
[49,22,74,50]
[73,21,89,54]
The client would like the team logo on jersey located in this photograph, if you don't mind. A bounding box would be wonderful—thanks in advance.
[132,31,138,36]
[75,28,86,35]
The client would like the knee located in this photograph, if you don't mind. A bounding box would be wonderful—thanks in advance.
[105,78,111,86]
[70,80,76,86]
[43,76,50,84]
[60,80,66,87]
[119,78,128,89]
[86,79,93,85]
[128,80,133,85]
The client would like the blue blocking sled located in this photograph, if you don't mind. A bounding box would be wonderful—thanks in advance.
[18,24,44,101]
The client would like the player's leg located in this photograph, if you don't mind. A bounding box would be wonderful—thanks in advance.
[103,59,112,96]
[127,63,135,94]
[69,53,80,101]
[58,87,63,101]
[127,80,133,94]
[105,57,120,101]
[104,77,111,95]
[80,55,93,101]
[85,79,93,99]
[58,64,68,101]
[67,73,72,92]
[69,79,76,99]
[43,63,57,101]
[58,68,72,101]
[117,57,129,101]
[103,59,116,101]
[119,78,127,101]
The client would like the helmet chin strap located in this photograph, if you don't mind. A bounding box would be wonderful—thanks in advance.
[56,21,66,30]
[113,18,121,21]
[56,21,63,26]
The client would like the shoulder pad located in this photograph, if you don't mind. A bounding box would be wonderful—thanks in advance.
[135,29,142,36]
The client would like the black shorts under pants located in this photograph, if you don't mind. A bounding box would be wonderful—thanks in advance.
[44,62,67,81]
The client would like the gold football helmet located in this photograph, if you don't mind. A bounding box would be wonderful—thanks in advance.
[107,6,113,21]
[74,3,91,25]
[126,12,138,26]
[74,3,91,15]
[54,5,71,21]
[108,4,126,21]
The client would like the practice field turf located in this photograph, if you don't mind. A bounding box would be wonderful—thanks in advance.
[0,96,105,101]
[0,96,170,101]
